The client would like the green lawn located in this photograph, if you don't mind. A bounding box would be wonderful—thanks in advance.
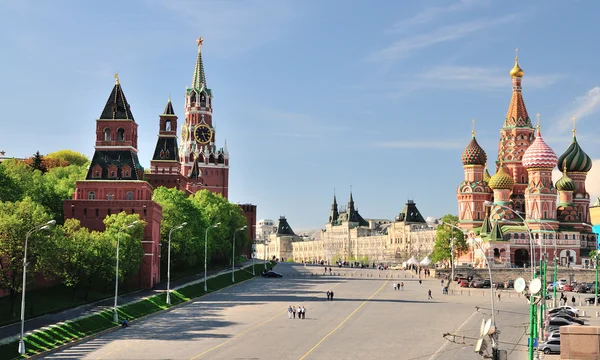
[0,262,274,360]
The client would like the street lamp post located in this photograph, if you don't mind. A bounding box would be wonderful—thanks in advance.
[18,220,56,355]
[166,222,187,305]
[483,201,537,360]
[204,222,221,292]
[114,221,139,323]
[232,225,247,282]
[440,221,499,358]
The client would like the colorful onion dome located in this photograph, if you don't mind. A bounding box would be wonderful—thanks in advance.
[461,134,487,166]
[557,135,592,173]
[483,166,491,182]
[556,171,576,192]
[488,165,515,190]
[510,56,524,78]
[522,127,558,169]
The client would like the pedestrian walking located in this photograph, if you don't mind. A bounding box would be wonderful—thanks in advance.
[393,283,397,291]
[400,282,404,291]
[302,306,306,319]
[428,289,433,300]
[330,291,334,301]
[441,279,444,290]
[288,305,293,319]
[497,292,501,302]
[297,305,302,319]
[292,306,296,319]
[572,296,576,307]
[419,279,422,288]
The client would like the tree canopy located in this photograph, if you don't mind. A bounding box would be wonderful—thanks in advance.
[431,214,467,264]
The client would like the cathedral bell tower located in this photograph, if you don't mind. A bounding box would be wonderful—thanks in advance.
[497,50,535,215]
[179,38,230,198]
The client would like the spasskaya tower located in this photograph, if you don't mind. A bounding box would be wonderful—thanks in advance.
[178,38,230,198]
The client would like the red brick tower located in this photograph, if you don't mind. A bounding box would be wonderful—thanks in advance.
[179,38,230,198]
[64,75,162,289]
[496,51,536,215]
[146,99,186,191]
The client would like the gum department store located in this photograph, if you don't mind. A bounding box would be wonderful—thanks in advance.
[256,54,598,267]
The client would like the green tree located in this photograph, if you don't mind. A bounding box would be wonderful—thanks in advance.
[431,214,467,264]
[0,198,53,316]
[45,150,89,167]
[152,187,206,271]
[0,164,22,202]
[30,151,47,173]
[38,219,112,301]
[190,190,248,267]
[103,212,145,283]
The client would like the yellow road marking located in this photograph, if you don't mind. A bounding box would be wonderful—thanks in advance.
[189,268,356,360]
[298,271,391,360]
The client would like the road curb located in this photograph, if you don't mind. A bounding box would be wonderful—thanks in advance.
[22,263,272,359]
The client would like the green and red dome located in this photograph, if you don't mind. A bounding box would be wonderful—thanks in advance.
[461,135,487,166]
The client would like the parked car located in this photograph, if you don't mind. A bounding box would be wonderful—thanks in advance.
[585,296,600,305]
[562,284,574,292]
[454,273,464,281]
[546,331,560,341]
[549,310,578,319]
[547,317,580,327]
[459,280,470,287]
[575,284,590,293]
[471,280,485,288]
[539,339,561,355]
[493,282,504,289]
[504,279,514,288]
[549,315,584,325]
[549,306,580,316]
[558,279,568,289]
[482,279,491,288]
[261,271,283,278]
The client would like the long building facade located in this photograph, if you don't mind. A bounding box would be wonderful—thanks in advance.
[456,54,597,268]
[256,194,437,264]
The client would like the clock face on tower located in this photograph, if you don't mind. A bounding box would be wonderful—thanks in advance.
[181,125,189,141]
[194,124,212,144]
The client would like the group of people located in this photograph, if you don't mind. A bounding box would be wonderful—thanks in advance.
[392,282,405,291]
[326,290,335,300]
[323,267,333,274]
[288,305,306,319]
[559,293,576,306]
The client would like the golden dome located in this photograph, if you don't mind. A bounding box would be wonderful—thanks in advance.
[510,56,524,78]
[488,165,515,190]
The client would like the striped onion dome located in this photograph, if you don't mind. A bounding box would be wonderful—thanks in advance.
[461,135,487,166]
[556,171,576,191]
[489,165,515,190]
[522,127,558,169]
[557,135,592,173]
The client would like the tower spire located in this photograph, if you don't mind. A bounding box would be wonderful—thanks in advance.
[192,37,207,91]
[572,117,577,137]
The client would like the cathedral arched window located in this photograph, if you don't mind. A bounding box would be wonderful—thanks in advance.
[126,191,134,200]
[117,128,125,141]
[165,120,171,131]
[88,191,95,200]
[104,128,112,141]
[190,91,196,105]
[209,154,215,163]
[218,154,224,164]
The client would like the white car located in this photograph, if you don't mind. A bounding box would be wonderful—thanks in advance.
[389,265,402,270]
[550,305,580,315]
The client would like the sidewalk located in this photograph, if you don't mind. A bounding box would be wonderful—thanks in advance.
[0,260,258,342]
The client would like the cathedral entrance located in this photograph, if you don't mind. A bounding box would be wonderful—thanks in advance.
[514,249,530,268]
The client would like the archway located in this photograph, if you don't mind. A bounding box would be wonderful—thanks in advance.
[493,248,501,264]
[514,249,530,268]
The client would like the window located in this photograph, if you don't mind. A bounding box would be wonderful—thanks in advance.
[104,128,111,141]
[117,128,125,141]
[131,209,135,214]
[165,120,171,131]
[107,208,111,216]
[107,194,114,200]
[110,171,115,178]
[126,191,134,200]
[94,171,100,178]
[83,208,87,218]
[200,93,206,107]
[190,91,196,104]
[124,171,129,177]
[95,208,99,218]
[88,191,96,200]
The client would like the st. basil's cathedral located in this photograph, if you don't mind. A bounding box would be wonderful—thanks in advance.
[456,53,597,268]
[64,39,256,289]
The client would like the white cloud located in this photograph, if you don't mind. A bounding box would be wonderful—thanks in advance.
[373,140,464,149]
[370,15,519,62]
[417,65,560,91]
[553,87,600,134]
[388,0,487,33]
[159,0,298,56]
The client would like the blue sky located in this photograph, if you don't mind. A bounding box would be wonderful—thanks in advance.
[2,0,600,230]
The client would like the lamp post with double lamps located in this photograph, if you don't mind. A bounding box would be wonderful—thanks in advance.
[483,201,538,360]
[18,220,56,355]
[440,221,500,358]
[204,222,221,292]
[232,225,247,282]
[166,222,187,305]
[113,220,139,323]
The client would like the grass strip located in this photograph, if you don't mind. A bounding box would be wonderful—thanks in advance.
[0,262,275,360]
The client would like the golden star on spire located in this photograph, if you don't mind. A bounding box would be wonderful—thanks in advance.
[114,73,119,85]
[196,37,204,47]
[536,113,541,130]
[471,118,476,136]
